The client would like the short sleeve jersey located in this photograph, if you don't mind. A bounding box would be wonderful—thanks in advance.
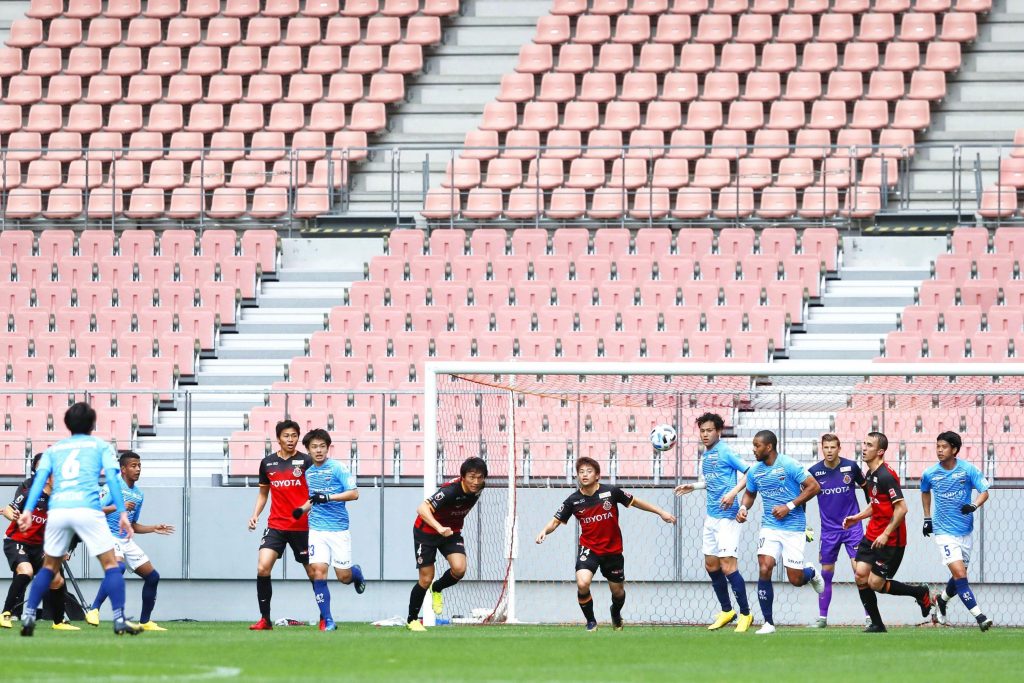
[5,478,50,545]
[702,440,750,520]
[554,484,634,556]
[746,454,812,533]
[810,457,866,532]
[414,478,482,536]
[306,459,357,532]
[258,452,313,532]
[101,476,144,539]
[921,460,989,537]
[40,434,120,511]
[865,462,906,547]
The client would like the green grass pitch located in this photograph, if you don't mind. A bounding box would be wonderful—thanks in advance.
[1,622,1019,682]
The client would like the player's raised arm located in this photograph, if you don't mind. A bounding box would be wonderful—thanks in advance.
[674,480,704,496]
[772,474,820,520]
[629,497,677,524]
[535,517,564,544]
[416,500,453,537]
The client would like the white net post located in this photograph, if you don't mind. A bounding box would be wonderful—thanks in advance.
[422,362,438,627]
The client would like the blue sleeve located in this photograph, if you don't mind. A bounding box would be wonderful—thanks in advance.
[135,495,144,521]
[725,450,749,474]
[787,458,810,484]
[21,452,53,516]
[104,471,126,515]
[920,470,932,493]
[745,471,758,493]
[336,462,356,492]
[970,465,990,493]
[99,485,113,508]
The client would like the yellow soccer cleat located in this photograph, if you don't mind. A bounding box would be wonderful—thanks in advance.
[406,620,427,632]
[735,613,754,633]
[430,588,443,616]
[85,608,100,627]
[708,610,737,631]
[52,622,81,631]
[140,621,167,632]
[0,611,12,629]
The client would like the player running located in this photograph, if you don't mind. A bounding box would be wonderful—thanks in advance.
[674,413,753,632]
[842,432,931,633]
[85,451,174,631]
[406,457,488,631]
[808,434,868,628]
[921,431,993,631]
[1,453,77,631]
[290,429,365,632]
[736,430,825,634]
[17,402,140,636]
[536,457,677,632]
[248,419,316,631]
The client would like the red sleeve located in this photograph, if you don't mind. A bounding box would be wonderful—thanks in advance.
[877,467,904,503]
[427,481,459,511]
[553,494,574,523]
[613,486,634,507]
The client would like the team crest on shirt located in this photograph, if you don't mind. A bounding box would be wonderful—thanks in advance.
[889,488,897,498]
[293,467,303,477]
[602,501,612,511]
[843,474,852,484]
[434,492,445,501]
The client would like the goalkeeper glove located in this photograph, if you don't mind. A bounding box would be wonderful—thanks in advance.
[805,528,815,543]
[310,493,331,505]
[291,507,304,519]
[922,518,933,536]
[960,503,977,515]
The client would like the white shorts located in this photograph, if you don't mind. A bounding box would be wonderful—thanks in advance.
[757,528,806,569]
[308,529,352,569]
[934,534,972,566]
[112,537,151,571]
[43,508,115,558]
[702,516,742,558]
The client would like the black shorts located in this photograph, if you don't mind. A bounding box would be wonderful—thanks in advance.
[413,527,466,569]
[575,547,625,583]
[4,539,43,572]
[854,538,905,579]
[260,527,309,565]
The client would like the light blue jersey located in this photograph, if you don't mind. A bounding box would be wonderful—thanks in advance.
[746,454,812,533]
[306,459,357,532]
[702,440,750,519]
[921,460,989,537]
[101,477,144,539]
[24,434,125,515]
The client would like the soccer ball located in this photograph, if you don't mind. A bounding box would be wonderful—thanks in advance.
[649,424,677,452]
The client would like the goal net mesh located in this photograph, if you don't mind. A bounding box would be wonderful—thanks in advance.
[430,368,1024,626]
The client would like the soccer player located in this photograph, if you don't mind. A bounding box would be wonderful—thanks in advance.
[290,429,365,632]
[85,451,175,631]
[16,402,140,636]
[921,431,993,631]
[406,457,488,631]
[808,434,868,628]
[1,453,77,631]
[536,457,677,632]
[842,432,931,633]
[674,412,753,632]
[736,430,825,634]
[247,419,315,631]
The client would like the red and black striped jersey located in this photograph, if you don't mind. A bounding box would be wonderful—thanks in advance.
[555,484,634,556]
[5,478,49,545]
[258,452,312,532]
[414,478,482,536]
[865,462,906,547]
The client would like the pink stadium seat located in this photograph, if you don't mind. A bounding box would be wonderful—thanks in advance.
[978,186,1018,219]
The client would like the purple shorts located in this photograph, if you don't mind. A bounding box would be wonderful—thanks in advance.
[819,526,863,565]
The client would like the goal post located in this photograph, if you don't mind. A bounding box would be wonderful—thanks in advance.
[423,361,1024,626]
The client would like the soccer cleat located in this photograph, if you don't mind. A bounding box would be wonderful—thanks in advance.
[707,609,737,631]
[20,615,36,637]
[85,608,100,627]
[114,619,142,636]
[52,622,81,631]
[406,619,426,632]
[140,621,167,632]
[977,614,993,632]
[585,620,598,632]
[318,617,326,632]
[0,611,11,629]
[864,615,873,628]
[430,587,444,616]
[323,619,337,632]
[807,617,827,628]
[915,589,932,618]
[805,563,825,595]
[352,564,366,594]
[933,593,948,625]
[248,617,273,631]
[734,613,754,633]
[610,605,623,631]
[863,622,888,633]
[755,623,776,635]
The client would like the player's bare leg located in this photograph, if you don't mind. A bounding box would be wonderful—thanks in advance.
[407,565,434,630]
[576,569,598,631]
[608,581,626,631]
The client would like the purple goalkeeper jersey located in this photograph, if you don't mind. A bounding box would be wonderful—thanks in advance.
[809,457,866,531]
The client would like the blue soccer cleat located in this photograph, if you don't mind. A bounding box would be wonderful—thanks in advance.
[324,619,337,632]
[351,565,366,594]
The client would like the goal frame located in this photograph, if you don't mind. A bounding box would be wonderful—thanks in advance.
[423,360,1020,625]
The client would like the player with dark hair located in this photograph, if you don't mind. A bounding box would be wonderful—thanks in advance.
[808,433,868,628]
[675,412,753,632]
[842,432,931,633]
[922,431,992,630]
[737,430,824,634]
[85,451,175,631]
[406,457,488,631]
[291,429,365,632]
[1,453,76,631]
[535,456,677,631]
[247,419,315,631]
